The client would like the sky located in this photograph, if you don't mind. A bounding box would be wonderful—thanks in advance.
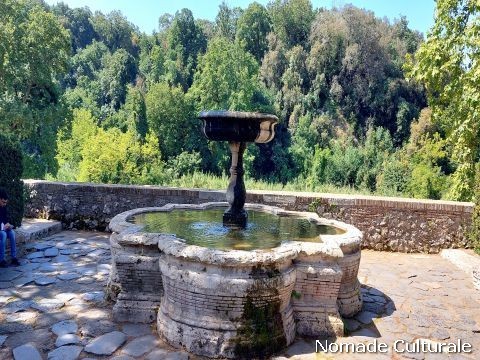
[44,0,436,36]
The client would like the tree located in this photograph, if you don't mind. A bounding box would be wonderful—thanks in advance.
[90,10,137,55]
[377,108,449,199]
[236,2,272,62]
[189,37,275,175]
[260,33,288,91]
[215,1,243,41]
[103,85,148,138]
[145,82,201,161]
[279,45,309,123]
[196,19,215,41]
[78,129,164,184]
[51,4,97,51]
[139,37,166,85]
[56,108,98,181]
[0,135,24,227]
[165,9,207,90]
[356,127,394,191]
[0,0,70,108]
[267,0,315,48]
[304,6,424,142]
[99,48,137,110]
[405,0,480,201]
[158,13,173,32]
[56,108,164,184]
[189,37,266,111]
[0,0,71,177]
[66,40,109,88]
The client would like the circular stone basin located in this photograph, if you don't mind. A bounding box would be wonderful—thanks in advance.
[108,202,363,359]
[128,208,345,250]
[199,110,278,143]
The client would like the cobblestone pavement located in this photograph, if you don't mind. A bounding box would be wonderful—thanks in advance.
[1,231,479,360]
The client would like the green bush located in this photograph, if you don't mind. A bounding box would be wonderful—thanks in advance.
[470,164,480,254]
[376,157,410,196]
[407,163,446,200]
[0,135,24,227]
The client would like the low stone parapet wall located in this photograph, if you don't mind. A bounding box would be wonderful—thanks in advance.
[24,180,474,253]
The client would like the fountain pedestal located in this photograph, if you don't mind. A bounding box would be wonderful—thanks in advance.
[223,141,247,227]
[199,110,278,227]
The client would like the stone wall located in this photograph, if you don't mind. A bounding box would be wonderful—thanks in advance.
[24,180,474,253]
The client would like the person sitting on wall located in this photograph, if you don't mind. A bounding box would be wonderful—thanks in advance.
[0,188,19,267]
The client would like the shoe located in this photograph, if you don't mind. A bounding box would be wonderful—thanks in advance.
[0,260,7,268]
[11,258,20,266]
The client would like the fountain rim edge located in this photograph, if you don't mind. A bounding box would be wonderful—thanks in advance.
[109,202,363,266]
[198,110,278,122]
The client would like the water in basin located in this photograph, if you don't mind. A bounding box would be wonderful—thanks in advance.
[129,209,345,250]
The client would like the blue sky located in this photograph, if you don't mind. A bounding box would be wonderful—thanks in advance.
[44,0,436,36]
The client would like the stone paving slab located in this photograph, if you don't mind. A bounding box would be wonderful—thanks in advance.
[442,249,480,291]
[0,231,479,359]
[14,219,62,258]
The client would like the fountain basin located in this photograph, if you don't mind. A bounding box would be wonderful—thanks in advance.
[199,110,278,143]
[108,202,363,358]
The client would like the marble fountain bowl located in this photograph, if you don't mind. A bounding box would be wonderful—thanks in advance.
[107,202,363,359]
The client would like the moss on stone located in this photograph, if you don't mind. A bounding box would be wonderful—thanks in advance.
[234,296,286,359]
[291,290,301,299]
[251,264,280,279]
[232,267,287,359]
[308,198,337,215]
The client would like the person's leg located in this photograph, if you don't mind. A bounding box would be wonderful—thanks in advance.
[6,229,18,265]
[6,229,16,258]
[0,231,6,266]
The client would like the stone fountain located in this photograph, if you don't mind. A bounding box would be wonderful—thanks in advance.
[107,111,363,359]
[199,110,278,227]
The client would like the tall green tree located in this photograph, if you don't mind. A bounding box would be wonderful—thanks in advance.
[260,33,288,91]
[236,2,272,62]
[56,108,164,184]
[51,4,97,51]
[189,37,276,176]
[90,10,137,55]
[189,37,266,111]
[56,108,98,181]
[0,0,71,177]
[145,82,201,160]
[299,6,425,142]
[165,9,207,90]
[103,85,148,138]
[99,49,137,110]
[138,35,166,86]
[215,1,243,41]
[405,0,480,201]
[267,0,315,48]
[0,135,24,227]
[0,0,70,107]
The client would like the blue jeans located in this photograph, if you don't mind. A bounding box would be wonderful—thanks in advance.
[0,229,16,261]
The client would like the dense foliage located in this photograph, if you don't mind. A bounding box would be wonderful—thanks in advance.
[1,0,479,203]
[406,0,480,201]
[0,0,70,177]
[0,135,24,227]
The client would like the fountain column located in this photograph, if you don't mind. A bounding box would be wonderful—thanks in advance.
[223,141,247,227]
[198,110,278,228]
